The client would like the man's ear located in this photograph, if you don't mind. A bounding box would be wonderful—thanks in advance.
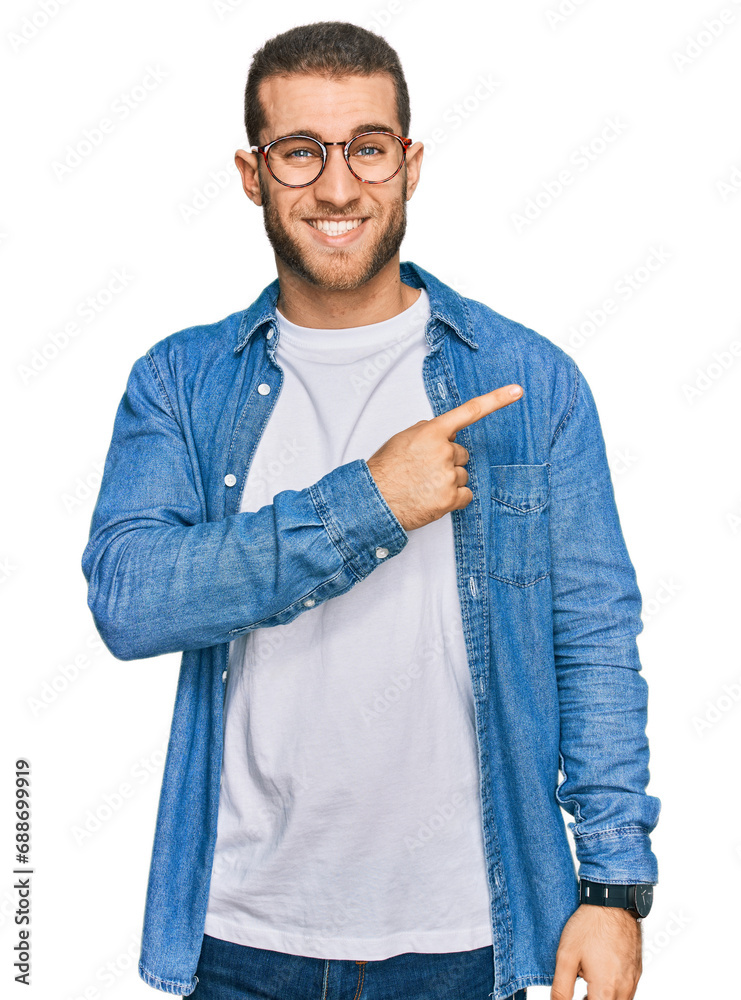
[404,141,424,200]
[235,149,262,206]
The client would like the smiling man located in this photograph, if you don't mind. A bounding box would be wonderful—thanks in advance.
[244,70,420,319]
[81,20,660,1000]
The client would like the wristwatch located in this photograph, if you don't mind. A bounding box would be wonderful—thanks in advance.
[579,878,653,918]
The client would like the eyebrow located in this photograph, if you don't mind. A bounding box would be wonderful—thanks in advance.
[276,122,399,141]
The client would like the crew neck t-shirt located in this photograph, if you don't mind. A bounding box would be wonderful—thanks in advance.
[204,286,493,960]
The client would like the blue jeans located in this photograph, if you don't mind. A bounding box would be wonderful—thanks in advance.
[192,933,527,999]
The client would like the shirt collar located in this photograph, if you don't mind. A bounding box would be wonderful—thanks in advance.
[233,260,478,354]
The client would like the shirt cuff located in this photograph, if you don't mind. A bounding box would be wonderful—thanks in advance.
[574,827,659,884]
[309,458,409,580]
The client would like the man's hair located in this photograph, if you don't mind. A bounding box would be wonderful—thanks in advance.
[244,21,411,147]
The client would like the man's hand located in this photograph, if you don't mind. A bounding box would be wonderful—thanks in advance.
[551,904,643,1000]
[366,384,523,532]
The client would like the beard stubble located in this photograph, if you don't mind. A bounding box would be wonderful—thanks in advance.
[258,170,408,292]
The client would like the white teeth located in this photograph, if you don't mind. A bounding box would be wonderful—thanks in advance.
[308,218,364,234]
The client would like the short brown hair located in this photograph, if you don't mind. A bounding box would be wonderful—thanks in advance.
[244,21,411,147]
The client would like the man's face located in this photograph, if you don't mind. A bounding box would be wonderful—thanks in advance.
[237,73,423,292]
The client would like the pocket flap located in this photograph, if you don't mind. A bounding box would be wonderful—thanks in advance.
[490,464,550,512]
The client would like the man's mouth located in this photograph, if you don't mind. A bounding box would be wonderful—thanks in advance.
[305,217,367,235]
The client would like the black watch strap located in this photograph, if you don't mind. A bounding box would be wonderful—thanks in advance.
[579,878,653,917]
[580,879,632,909]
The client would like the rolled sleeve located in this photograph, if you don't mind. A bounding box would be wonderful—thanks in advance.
[549,359,661,884]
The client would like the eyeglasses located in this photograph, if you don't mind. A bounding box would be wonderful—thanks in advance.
[249,131,413,188]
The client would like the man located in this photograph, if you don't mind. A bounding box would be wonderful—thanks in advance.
[81,20,660,1000]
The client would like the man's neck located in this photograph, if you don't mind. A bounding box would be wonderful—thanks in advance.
[274,256,421,329]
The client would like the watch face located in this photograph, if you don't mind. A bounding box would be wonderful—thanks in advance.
[635,884,653,917]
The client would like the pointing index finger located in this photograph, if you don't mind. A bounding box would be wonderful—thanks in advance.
[435,385,523,438]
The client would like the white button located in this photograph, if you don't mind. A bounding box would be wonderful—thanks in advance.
[266,330,274,339]
[224,474,237,487]
[257,383,270,395]
[375,547,389,559]
[222,670,227,682]
[303,597,316,607]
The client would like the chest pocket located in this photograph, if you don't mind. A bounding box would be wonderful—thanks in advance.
[488,464,551,587]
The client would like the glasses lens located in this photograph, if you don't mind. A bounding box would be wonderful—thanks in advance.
[347,132,404,182]
[266,137,324,185]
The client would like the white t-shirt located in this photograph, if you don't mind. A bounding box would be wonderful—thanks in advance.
[204,286,493,960]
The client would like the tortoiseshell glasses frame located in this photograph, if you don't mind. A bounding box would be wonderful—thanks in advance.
[249,131,414,188]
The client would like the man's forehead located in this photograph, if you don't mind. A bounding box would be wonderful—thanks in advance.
[258,72,400,140]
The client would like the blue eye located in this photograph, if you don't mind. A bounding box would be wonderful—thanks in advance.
[287,148,319,159]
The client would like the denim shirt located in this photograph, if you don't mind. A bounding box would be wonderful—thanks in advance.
[81,260,661,999]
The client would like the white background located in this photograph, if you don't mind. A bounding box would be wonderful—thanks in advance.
[2,1,740,997]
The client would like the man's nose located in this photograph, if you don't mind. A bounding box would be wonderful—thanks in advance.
[310,145,363,204]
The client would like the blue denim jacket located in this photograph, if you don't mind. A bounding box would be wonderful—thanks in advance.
[81,260,660,999]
